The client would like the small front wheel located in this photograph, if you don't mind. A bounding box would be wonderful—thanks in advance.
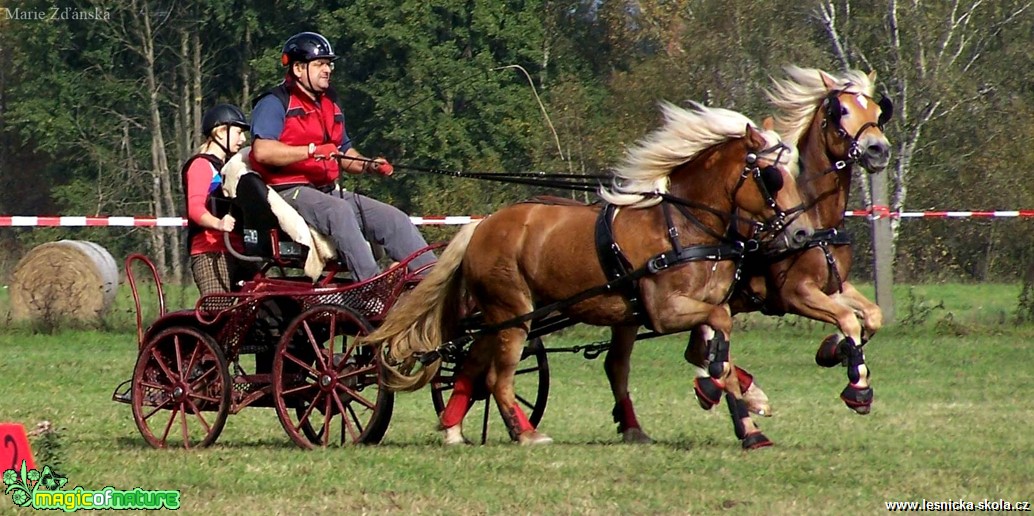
[131,326,231,449]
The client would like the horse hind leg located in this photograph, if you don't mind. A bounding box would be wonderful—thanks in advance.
[685,327,771,417]
[438,336,494,446]
[604,324,653,444]
[488,327,552,445]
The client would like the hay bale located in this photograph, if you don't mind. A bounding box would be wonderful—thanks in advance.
[9,240,119,322]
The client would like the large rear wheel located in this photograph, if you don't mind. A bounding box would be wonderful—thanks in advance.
[272,305,394,449]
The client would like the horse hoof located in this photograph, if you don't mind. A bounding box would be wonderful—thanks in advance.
[816,335,847,368]
[518,431,553,446]
[442,426,472,446]
[841,384,873,415]
[743,383,772,417]
[741,432,773,450]
[693,377,723,410]
[621,428,654,444]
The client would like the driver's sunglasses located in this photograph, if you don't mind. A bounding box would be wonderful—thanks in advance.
[309,59,335,71]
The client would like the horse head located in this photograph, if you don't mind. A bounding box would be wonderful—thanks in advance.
[767,66,893,176]
[731,123,814,253]
[818,70,892,172]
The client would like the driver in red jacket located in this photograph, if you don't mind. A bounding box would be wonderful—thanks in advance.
[249,32,435,281]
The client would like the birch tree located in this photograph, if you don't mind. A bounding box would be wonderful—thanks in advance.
[817,0,1032,243]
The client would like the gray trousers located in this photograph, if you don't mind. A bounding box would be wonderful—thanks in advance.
[279,185,436,280]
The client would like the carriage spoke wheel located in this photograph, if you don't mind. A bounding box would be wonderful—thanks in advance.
[131,326,231,449]
[272,305,394,449]
[431,337,549,444]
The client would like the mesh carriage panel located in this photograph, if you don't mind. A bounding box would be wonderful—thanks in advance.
[296,265,409,319]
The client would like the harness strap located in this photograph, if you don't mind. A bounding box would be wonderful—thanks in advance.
[594,204,651,327]
[806,227,851,294]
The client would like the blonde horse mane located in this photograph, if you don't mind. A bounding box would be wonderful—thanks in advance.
[600,101,787,208]
[361,221,481,392]
[765,65,875,148]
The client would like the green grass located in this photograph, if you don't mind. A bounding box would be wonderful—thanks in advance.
[1,285,1033,514]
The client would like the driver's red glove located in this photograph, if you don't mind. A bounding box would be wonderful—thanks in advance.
[311,143,340,160]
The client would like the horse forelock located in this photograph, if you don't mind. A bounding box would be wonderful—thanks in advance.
[601,101,759,208]
[766,65,876,147]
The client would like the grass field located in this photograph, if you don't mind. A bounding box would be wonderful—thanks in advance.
[1,284,1033,514]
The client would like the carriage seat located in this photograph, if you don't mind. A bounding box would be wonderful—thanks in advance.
[221,147,338,280]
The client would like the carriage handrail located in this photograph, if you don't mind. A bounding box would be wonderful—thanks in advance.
[125,253,166,349]
[192,242,444,325]
[224,231,266,263]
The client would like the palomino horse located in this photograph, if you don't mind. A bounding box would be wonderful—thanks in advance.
[606,66,893,444]
[364,102,816,448]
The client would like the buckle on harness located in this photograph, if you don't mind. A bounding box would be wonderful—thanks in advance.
[647,254,670,274]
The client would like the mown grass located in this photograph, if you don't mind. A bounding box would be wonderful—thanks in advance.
[1,284,1033,514]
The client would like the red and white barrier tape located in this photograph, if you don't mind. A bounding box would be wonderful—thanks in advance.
[0,215,486,227]
[2,210,1034,227]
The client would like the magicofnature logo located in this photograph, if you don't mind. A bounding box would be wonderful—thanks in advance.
[3,460,181,511]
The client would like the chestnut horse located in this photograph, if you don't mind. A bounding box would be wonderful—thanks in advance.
[606,66,893,444]
[364,102,815,448]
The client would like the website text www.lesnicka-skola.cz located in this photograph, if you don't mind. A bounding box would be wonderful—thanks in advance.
[885,499,1031,512]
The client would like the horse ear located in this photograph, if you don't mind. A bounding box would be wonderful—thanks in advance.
[761,116,775,131]
[868,70,878,83]
[819,70,837,91]
[744,123,763,145]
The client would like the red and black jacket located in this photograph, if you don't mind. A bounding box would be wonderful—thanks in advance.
[249,80,347,187]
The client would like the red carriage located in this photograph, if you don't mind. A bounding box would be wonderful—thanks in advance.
[112,173,436,449]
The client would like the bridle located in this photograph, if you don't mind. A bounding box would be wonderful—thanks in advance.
[820,89,893,173]
[728,142,808,249]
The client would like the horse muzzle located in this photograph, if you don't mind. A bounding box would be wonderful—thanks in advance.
[859,135,891,172]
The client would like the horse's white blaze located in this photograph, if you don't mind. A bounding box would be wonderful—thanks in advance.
[855,93,868,109]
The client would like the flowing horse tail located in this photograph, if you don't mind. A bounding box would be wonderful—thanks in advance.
[365,220,482,392]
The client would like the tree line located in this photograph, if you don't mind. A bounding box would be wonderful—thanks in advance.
[1,0,1032,286]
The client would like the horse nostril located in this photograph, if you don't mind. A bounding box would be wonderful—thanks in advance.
[793,229,810,245]
[867,142,888,158]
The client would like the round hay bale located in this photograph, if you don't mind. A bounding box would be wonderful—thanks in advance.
[10,240,119,322]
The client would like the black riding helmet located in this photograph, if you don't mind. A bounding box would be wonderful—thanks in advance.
[201,104,249,138]
[281,32,338,66]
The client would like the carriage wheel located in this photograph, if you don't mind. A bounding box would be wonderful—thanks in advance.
[272,304,394,449]
[131,326,231,449]
[430,337,550,444]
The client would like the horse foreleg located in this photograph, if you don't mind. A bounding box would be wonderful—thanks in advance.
[785,284,873,414]
[684,327,770,416]
[835,281,883,343]
[488,327,552,445]
[604,324,653,444]
[694,307,772,449]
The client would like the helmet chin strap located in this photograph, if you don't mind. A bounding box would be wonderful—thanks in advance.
[212,128,231,164]
[293,62,326,98]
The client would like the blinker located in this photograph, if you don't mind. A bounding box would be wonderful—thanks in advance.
[877,95,894,127]
[759,165,783,194]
